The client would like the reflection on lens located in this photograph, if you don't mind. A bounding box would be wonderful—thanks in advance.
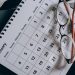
[57,10,68,26]
[57,2,69,26]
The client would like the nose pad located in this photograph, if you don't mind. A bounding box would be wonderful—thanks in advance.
[60,24,69,35]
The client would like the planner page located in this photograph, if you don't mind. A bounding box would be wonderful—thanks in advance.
[0,0,73,75]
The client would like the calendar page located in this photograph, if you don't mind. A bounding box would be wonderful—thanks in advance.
[0,0,72,75]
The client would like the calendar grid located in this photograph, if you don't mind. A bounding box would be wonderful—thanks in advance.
[5,0,70,75]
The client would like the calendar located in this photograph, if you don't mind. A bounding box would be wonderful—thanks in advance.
[0,0,73,75]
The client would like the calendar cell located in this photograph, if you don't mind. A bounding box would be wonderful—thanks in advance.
[35,57,47,69]
[38,21,48,33]
[18,34,29,46]
[49,53,59,65]
[46,39,54,50]
[51,45,62,55]
[50,25,61,44]
[22,61,33,74]
[53,31,61,44]
[13,44,24,55]
[50,43,55,49]
[7,53,18,64]
[20,47,32,60]
[41,0,54,10]
[34,44,44,56]
[26,39,37,51]
[44,25,53,35]
[53,22,60,31]
[41,48,52,60]
[43,61,53,74]
[32,30,43,42]
[33,43,44,56]
[56,47,62,54]
[24,25,35,37]
[29,67,41,75]
[39,71,47,75]
[28,53,39,65]
[43,10,54,24]
[39,34,50,47]
[36,7,46,19]
[14,57,25,69]
[30,16,40,28]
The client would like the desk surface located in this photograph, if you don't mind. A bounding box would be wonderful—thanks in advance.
[0,0,21,32]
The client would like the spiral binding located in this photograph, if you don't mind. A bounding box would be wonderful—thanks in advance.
[0,0,24,38]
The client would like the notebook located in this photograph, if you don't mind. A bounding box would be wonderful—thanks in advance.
[0,0,72,75]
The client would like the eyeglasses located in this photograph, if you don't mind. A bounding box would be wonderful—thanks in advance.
[52,0,75,64]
